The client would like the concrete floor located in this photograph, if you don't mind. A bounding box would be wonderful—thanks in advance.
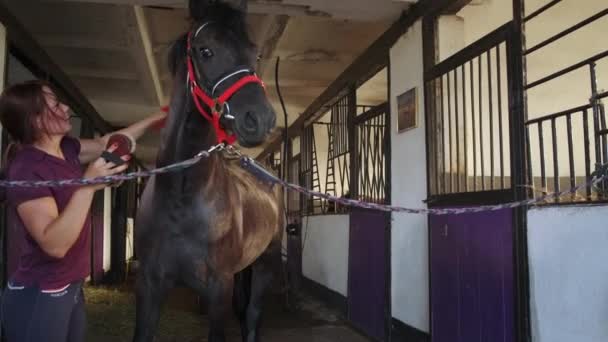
[85,282,370,342]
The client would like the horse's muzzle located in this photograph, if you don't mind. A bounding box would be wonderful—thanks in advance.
[234,110,276,147]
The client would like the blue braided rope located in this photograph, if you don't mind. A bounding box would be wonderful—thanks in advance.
[239,157,608,216]
[1,145,606,216]
[0,151,210,188]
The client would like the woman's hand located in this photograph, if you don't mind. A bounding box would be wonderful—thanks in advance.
[83,144,130,191]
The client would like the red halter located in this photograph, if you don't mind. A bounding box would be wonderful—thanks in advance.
[186,26,265,145]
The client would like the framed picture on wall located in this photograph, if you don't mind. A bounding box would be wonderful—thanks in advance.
[397,87,417,133]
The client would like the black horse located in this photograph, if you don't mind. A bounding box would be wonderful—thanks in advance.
[133,1,283,341]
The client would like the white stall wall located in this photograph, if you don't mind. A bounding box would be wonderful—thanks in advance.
[528,205,608,342]
[389,20,429,332]
[301,215,349,296]
[126,217,134,261]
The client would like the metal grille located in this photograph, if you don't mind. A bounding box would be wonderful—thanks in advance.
[300,125,322,214]
[322,95,352,213]
[524,1,608,202]
[287,154,301,217]
[426,24,512,196]
[353,103,388,204]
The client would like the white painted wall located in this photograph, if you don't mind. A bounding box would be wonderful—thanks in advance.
[126,217,134,261]
[528,205,608,342]
[301,215,349,296]
[389,20,429,332]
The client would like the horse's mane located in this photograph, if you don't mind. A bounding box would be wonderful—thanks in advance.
[168,2,253,76]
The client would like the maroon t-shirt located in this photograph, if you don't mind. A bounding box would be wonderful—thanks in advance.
[6,136,91,290]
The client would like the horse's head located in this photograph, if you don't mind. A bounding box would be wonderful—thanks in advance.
[172,0,276,148]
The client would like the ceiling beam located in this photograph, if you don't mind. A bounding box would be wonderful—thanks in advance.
[90,99,161,125]
[122,5,165,107]
[40,0,330,18]
[64,66,139,80]
[37,33,128,51]
[134,5,165,106]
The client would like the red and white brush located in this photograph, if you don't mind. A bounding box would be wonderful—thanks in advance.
[101,133,135,166]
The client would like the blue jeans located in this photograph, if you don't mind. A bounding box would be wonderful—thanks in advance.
[1,280,86,342]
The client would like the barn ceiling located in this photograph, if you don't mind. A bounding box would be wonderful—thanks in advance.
[1,0,415,164]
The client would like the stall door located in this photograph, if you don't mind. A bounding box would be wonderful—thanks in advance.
[424,23,521,342]
[348,104,390,341]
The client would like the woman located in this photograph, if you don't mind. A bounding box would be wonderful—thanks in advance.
[0,80,165,342]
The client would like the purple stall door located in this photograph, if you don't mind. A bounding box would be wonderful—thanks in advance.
[348,209,390,341]
[430,208,514,342]
[90,192,105,283]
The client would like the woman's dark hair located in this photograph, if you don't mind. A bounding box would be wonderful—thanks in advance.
[0,80,56,146]
[0,80,59,201]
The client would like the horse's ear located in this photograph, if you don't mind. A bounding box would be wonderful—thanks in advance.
[189,0,247,19]
[224,0,248,13]
[189,0,214,21]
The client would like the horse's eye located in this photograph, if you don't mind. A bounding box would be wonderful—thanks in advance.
[199,48,214,58]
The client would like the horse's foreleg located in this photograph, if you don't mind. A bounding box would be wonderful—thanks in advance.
[233,266,253,340]
[132,272,172,342]
[243,241,282,342]
[207,274,234,342]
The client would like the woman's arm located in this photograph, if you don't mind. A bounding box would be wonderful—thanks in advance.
[17,188,95,259]
[78,111,166,164]
[17,155,129,259]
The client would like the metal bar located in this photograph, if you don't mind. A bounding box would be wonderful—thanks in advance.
[434,80,441,195]
[431,81,439,196]
[353,102,389,124]
[497,44,505,189]
[551,118,559,201]
[583,110,592,199]
[479,55,485,190]
[600,103,608,166]
[426,82,436,195]
[526,49,608,89]
[525,104,593,125]
[488,49,495,190]
[525,127,533,198]
[525,9,608,55]
[470,60,477,192]
[441,76,447,194]
[448,72,453,193]
[455,69,461,192]
[341,97,345,155]
[566,114,575,201]
[598,90,608,100]
[462,63,468,192]
[511,1,533,339]
[538,123,547,193]
[524,0,562,22]
[590,63,602,169]
[348,87,357,202]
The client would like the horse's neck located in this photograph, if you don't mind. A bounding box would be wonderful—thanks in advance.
[157,108,221,191]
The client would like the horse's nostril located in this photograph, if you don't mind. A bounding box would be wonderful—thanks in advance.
[243,111,258,131]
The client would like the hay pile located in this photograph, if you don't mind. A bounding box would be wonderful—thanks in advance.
[85,285,208,342]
